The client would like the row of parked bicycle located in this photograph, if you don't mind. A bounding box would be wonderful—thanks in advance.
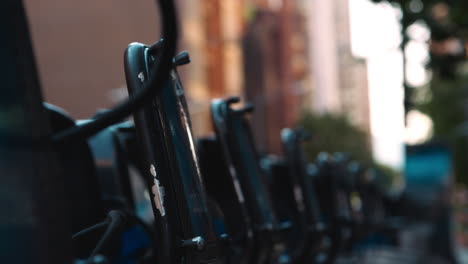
[46,37,402,264]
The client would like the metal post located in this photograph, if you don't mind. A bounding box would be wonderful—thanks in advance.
[0,1,72,263]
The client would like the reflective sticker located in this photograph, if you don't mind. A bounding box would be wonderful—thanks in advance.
[138,72,145,83]
[293,185,305,212]
[150,164,157,177]
[229,166,245,203]
[150,164,165,216]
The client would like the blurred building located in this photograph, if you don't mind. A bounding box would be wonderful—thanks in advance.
[241,0,372,153]
[25,0,372,154]
[183,0,310,153]
[307,0,371,137]
[243,1,308,153]
[179,0,246,136]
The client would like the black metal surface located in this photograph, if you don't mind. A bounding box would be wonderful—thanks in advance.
[88,123,142,212]
[197,137,255,264]
[261,156,306,262]
[311,153,355,263]
[281,129,323,226]
[125,43,222,264]
[210,98,284,264]
[0,0,71,263]
[279,128,329,261]
[45,104,105,258]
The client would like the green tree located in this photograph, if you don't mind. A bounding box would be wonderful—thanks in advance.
[418,73,468,137]
[298,112,372,163]
[373,0,468,183]
[298,112,400,189]
[370,0,468,112]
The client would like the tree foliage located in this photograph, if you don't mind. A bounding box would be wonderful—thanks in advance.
[373,0,468,183]
[298,112,400,189]
[372,0,468,73]
[418,73,468,137]
[298,112,372,164]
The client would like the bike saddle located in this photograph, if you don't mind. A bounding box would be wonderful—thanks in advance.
[88,122,157,222]
[44,103,105,258]
[47,105,154,262]
[88,123,135,211]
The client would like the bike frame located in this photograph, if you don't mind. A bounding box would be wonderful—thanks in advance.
[125,43,223,264]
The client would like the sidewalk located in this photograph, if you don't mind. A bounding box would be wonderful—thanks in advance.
[457,248,468,263]
[336,223,454,264]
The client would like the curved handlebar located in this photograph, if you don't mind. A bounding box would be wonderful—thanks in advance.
[52,0,178,144]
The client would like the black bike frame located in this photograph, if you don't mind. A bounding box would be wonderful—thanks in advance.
[197,136,255,264]
[311,153,354,263]
[280,128,327,260]
[125,43,222,264]
[210,98,284,264]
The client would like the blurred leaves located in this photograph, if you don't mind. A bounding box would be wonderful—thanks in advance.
[417,71,468,138]
[417,70,468,184]
[372,162,401,191]
[371,0,468,183]
[298,111,372,164]
[371,0,468,80]
[298,111,400,189]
